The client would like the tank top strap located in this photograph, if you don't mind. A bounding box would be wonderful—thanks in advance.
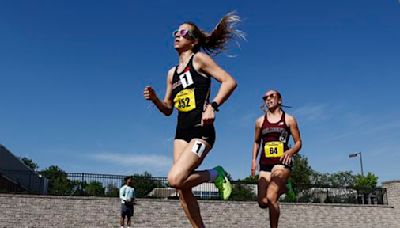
[187,53,195,69]
[280,111,286,123]
[262,113,269,125]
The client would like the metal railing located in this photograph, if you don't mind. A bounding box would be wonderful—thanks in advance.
[282,184,387,205]
[65,173,228,199]
[0,170,388,204]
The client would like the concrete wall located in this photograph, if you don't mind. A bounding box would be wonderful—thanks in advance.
[0,181,399,228]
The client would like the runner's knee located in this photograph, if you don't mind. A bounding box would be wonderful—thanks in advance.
[258,197,269,208]
[167,172,184,189]
[266,192,278,204]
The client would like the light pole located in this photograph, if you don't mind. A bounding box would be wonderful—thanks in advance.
[349,152,364,176]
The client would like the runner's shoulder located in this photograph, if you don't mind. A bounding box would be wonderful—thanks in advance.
[168,66,176,75]
[284,112,297,126]
[256,115,264,127]
[167,67,176,81]
[193,52,213,66]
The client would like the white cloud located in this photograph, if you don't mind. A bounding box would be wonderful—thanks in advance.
[323,117,400,143]
[292,104,331,124]
[238,112,259,125]
[89,153,172,169]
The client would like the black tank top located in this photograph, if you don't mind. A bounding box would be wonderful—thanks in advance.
[171,54,211,129]
[259,111,291,165]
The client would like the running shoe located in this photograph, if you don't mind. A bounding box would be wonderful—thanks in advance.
[213,165,232,200]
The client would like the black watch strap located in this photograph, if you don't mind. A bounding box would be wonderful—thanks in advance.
[211,101,219,112]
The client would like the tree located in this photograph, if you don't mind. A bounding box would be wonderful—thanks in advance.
[311,171,356,187]
[229,173,257,201]
[40,165,74,195]
[290,154,313,194]
[328,171,356,187]
[132,172,162,198]
[105,183,119,197]
[230,183,256,201]
[310,171,330,186]
[353,172,378,194]
[20,157,39,171]
[242,175,258,184]
[353,172,378,204]
[85,181,105,196]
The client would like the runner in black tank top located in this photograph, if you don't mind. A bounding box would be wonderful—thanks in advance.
[172,54,210,128]
[250,90,302,228]
[143,13,243,227]
[172,54,216,146]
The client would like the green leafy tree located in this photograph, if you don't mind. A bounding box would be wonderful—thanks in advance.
[328,171,356,187]
[285,180,296,202]
[132,172,162,198]
[290,154,312,194]
[69,180,82,196]
[85,181,105,196]
[310,171,330,186]
[242,175,258,184]
[230,183,256,201]
[40,165,74,195]
[353,172,378,194]
[311,171,356,187]
[20,157,39,171]
[105,183,119,197]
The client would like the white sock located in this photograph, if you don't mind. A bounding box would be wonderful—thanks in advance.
[209,169,218,182]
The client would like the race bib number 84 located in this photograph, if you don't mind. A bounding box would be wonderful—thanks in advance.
[264,141,284,158]
[174,89,196,112]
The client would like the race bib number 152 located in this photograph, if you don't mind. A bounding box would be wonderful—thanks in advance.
[174,89,196,112]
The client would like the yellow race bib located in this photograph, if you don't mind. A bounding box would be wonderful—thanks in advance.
[264,141,284,158]
[174,89,196,112]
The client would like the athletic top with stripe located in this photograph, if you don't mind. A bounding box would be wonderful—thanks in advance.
[259,111,291,165]
[171,54,211,129]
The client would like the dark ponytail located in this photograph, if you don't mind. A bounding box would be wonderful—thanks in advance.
[185,11,245,55]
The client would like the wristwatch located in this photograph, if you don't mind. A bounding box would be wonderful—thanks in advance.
[211,101,219,112]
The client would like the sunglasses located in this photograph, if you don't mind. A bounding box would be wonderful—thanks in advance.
[172,29,196,39]
[262,93,277,100]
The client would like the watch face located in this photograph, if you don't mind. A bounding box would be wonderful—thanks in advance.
[211,102,219,111]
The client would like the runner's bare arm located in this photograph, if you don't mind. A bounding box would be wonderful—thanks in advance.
[194,52,237,106]
[287,115,302,155]
[281,114,302,164]
[251,116,263,176]
[144,68,174,116]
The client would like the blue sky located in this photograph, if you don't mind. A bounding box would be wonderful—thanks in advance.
[1,1,399,183]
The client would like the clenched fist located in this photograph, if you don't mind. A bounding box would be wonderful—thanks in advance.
[143,86,157,102]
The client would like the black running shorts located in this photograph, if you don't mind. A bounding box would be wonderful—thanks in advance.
[175,124,216,147]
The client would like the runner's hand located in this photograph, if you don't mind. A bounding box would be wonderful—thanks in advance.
[280,151,294,166]
[144,86,157,102]
[251,159,257,177]
[202,104,215,125]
